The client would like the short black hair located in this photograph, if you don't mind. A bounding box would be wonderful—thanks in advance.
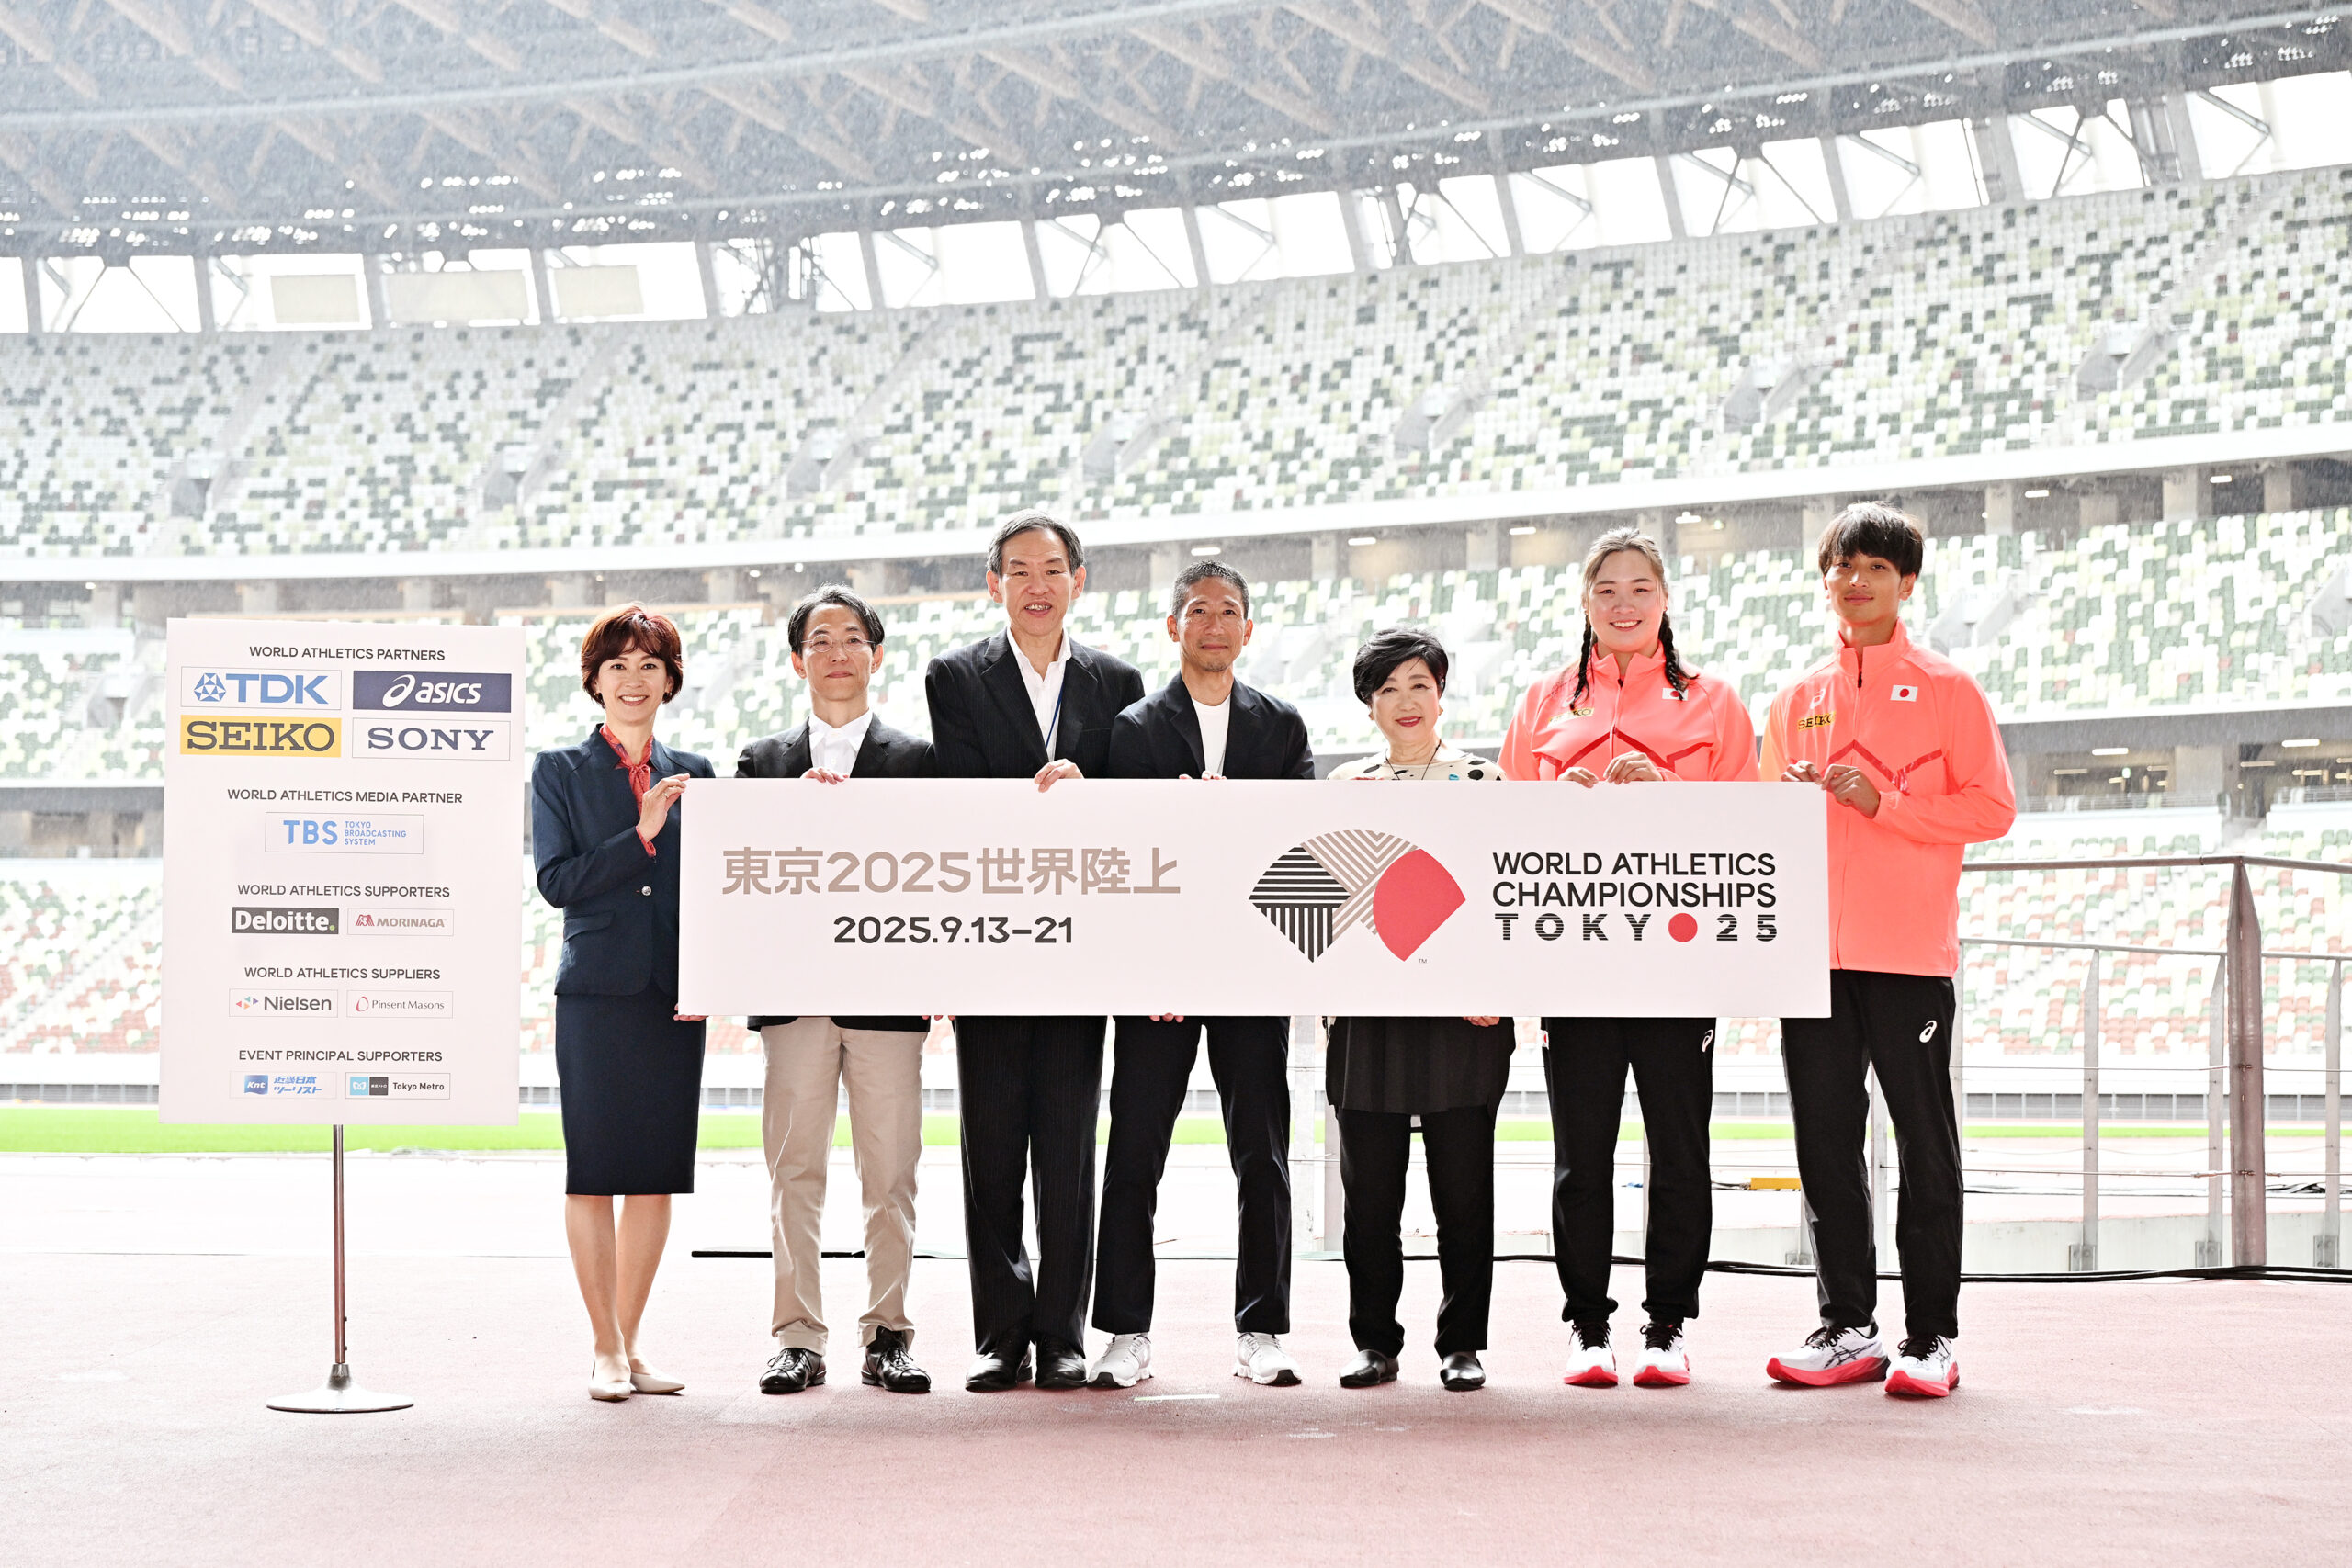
[1351,626,1451,705]
[987,508,1086,576]
[786,584,885,653]
[1816,502,1925,579]
[1170,559,1250,619]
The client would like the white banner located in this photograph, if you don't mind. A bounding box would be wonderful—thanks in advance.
[160,619,527,1123]
[678,779,1830,1018]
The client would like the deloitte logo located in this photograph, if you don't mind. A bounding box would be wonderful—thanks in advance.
[1250,831,1465,962]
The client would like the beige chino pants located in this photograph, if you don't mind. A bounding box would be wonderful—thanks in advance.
[759,1019,926,1356]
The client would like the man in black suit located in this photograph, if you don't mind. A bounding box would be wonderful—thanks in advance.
[738,586,938,1398]
[924,509,1145,1392]
[1087,560,1315,1391]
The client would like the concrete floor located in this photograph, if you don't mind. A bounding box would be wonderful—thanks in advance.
[7,1151,2351,1565]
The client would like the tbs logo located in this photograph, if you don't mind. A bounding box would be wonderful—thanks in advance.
[354,671,512,713]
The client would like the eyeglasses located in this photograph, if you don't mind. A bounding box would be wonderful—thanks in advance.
[804,635,875,656]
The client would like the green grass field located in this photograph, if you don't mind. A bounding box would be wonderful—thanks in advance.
[0,1106,2299,1155]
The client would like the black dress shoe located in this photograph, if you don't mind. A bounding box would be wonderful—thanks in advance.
[1034,1340,1090,1390]
[1440,1351,1487,1391]
[964,1350,1033,1393]
[862,1327,931,1393]
[759,1347,825,1394]
[1338,1348,1399,1388]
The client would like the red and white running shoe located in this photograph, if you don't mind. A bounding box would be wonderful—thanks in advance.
[1885,1335,1960,1398]
[1563,1320,1617,1388]
[1631,1322,1690,1388]
[1765,1324,1887,1387]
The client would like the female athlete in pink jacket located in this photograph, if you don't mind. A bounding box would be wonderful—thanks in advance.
[1499,528,1755,1392]
[1758,503,2015,1403]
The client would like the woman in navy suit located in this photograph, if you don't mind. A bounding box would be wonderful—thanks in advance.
[531,604,716,1403]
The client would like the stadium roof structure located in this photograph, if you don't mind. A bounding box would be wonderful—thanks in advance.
[0,0,2343,257]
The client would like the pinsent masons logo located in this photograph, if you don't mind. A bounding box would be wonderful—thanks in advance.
[1250,831,1466,961]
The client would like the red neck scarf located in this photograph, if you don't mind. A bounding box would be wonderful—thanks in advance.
[599,725,652,806]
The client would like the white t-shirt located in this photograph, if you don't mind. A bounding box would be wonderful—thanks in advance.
[1193,695,1231,778]
[806,710,874,775]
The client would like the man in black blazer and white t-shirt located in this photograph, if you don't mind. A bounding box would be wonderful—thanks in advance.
[1088,560,1314,1391]
[738,586,938,1399]
[924,510,1145,1393]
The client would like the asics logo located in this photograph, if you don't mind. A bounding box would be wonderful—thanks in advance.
[1700,1029,1713,1053]
[1918,1021,1938,1043]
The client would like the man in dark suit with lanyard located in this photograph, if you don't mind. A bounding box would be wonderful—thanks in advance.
[1087,560,1314,1390]
[924,509,1145,1392]
[738,585,939,1398]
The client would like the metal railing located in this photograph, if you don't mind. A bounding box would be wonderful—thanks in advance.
[1954,853,2348,1271]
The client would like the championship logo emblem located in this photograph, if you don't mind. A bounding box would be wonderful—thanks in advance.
[1249,831,1465,961]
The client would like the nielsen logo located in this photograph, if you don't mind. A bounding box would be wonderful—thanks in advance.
[231,906,340,936]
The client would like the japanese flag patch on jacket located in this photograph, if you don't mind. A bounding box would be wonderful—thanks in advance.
[1891,683,1920,702]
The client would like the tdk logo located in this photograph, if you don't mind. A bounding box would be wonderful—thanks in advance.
[181,669,343,709]
[354,671,511,713]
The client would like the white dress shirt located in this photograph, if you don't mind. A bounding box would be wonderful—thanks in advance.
[1014,634,1073,756]
[1192,694,1231,778]
[806,709,874,776]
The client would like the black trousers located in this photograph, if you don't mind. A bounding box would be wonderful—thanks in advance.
[955,1015,1105,1359]
[1543,1016,1716,1325]
[1094,1015,1293,1336]
[1338,1103,1497,1358]
[1781,970,1962,1341]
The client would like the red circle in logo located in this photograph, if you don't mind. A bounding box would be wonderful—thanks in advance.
[1668,912,1699,942]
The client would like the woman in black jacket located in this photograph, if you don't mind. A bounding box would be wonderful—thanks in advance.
[531,604,715,1403]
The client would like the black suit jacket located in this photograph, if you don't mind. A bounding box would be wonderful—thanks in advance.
[735,713,937,1033]
[924,630,1145,783]
[531,728,716,997]
[1108,676,1315,782]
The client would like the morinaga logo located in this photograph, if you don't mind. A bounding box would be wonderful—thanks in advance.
[1249,832,1466,962]
[231,905,340,936]
[353,671,512,713]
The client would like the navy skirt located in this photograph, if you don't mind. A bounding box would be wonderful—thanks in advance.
[555,988,707,1195]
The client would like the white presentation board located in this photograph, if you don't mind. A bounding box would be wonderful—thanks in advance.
[160,619,527,1123]
[678,779,1831,1019]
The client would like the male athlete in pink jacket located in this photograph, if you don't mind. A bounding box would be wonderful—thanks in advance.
[1758,502,2016,1400]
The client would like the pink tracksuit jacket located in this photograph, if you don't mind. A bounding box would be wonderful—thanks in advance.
[1758,620,2017,977]
[1499,649,1758,784]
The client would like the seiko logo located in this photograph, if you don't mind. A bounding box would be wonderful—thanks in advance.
[353,670,513,714]
[179,717,342,757]
[1796,712,1834,731]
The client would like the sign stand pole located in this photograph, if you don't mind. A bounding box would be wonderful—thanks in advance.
[268,1125,412,1415]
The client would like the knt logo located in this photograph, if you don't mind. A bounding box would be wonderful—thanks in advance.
[1250,831,1466,961]
[353,671,512,713]
[180,669,342,708]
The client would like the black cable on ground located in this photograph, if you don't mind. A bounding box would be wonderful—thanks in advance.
[694,1248,2352,1283]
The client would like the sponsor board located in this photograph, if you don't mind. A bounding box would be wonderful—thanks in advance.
[352,719,511,760]
[345,989,454,1018]
[347,908,454,937]
[231,905,340,935]
[352,671,513,713]
[240,1072,329,1097]
[228,987,337,1017]
[180,669,344,710]
[346,1073,451,1100]
[180,716,342,757]
[264,813,425,853]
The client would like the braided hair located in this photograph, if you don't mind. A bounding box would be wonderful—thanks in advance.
[1567,526,1694,710]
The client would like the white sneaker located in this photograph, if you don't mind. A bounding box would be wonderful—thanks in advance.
[1886,1335,1960,1398]
[1630,1322,1690,1388]
[1766,1323,1888,1387]
[1234,1332,1301,1386]
[1563,1320,1617,1388]
[1089,1332,1152,1389]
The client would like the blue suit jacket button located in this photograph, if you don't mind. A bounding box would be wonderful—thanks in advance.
[639,886,652,896]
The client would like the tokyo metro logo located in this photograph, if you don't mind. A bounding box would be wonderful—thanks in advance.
[1250,832,1466,962]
